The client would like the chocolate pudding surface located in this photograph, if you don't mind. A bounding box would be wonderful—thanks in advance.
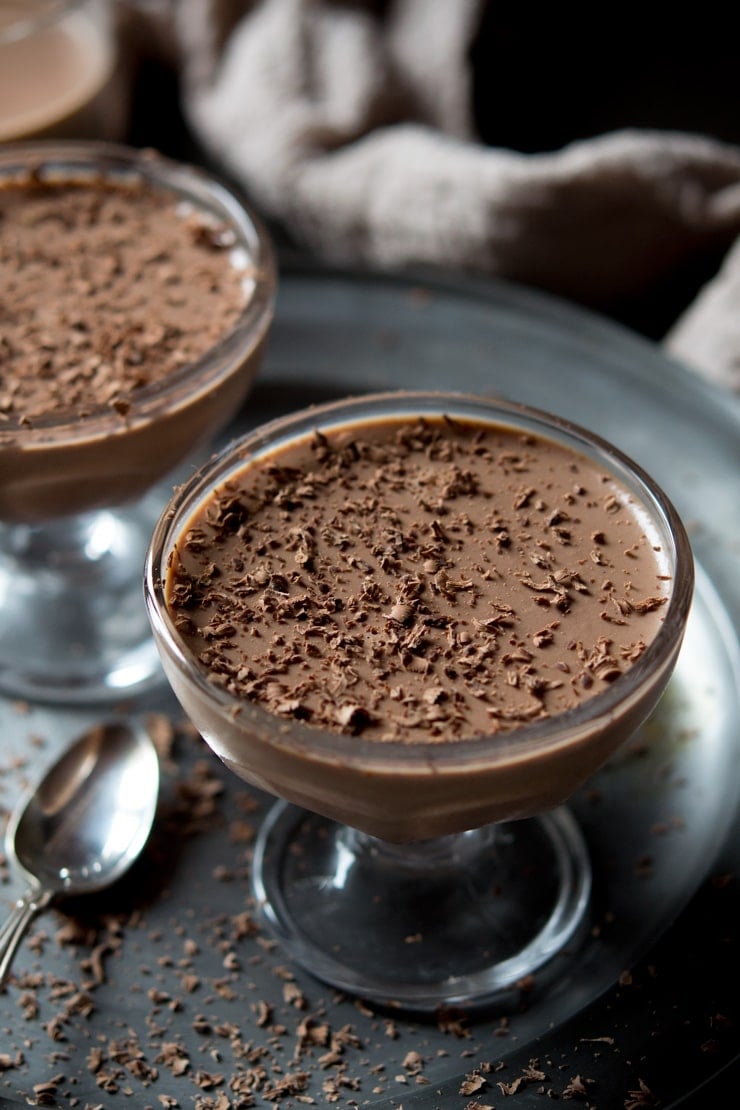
[0,176,250,426]
[165,415,671,743]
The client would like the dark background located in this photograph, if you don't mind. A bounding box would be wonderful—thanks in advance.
[126,9,740,346]
[470,13,740,152]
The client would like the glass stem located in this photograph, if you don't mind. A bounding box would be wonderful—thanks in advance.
[2,511,114,575]
[337,824,499,874]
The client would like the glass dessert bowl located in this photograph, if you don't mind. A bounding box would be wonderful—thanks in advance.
[0,140,276,701]
[145,391,694,1009]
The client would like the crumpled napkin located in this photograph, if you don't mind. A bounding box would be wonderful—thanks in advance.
[136,0,740,391]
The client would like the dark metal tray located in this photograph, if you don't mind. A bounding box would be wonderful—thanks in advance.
[1,267,738,1108]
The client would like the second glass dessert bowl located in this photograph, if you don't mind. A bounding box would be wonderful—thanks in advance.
[0,140,276,702]
[145,391,693,1009]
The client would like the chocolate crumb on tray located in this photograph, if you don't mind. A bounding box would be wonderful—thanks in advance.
[0,701,735,1107]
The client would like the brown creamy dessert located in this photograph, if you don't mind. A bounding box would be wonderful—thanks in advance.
[1,181,245,421]
[165,416,671,743]
[0,145,275,523]
[147,394,692,840]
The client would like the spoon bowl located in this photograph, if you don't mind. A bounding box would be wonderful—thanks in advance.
[0,719,159,987]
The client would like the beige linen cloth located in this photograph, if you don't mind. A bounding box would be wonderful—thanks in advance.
[132,0,740,391]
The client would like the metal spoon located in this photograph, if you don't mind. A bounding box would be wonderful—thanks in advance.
[0,719,159,987]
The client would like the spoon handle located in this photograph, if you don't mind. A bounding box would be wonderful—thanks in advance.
[0,888,53,988]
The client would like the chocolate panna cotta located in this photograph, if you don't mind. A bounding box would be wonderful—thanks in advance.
[0,177,246,422]
[0,148,274,524]
[164,415,672,744]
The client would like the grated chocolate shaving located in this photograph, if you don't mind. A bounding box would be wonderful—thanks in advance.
[166,418,671,744]
[0,177,251,426]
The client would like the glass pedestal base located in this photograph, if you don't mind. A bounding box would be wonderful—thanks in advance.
[0,507,162,703]
[252,801,592,1011]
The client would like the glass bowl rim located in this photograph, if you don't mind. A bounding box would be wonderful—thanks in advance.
[0,1,85,46]
[145,389,695,773]
[0,139,277,444]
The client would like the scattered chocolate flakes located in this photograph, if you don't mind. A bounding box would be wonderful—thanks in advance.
[498,1074,525,1096]
[403,1049,425,1074]
[631,596,668,614]
[161,416,671,744]
[496,1058,548,1096]
[460,1069,487,1095]
[156,1041,191,1076]
[436,1005,471,1037]
[31,1075,64,1105]
[194,1068,224,1090]
[283,980,308,1009]
[0,176,250,425]
[514,486,536,509]
[0,696,702,1108]
[81,940,114,985]
[562,1073,594,1099]
[624,1077,659,1109]
[262,1070,310,1101]
[146,711,179,765]
[335,702,374,732]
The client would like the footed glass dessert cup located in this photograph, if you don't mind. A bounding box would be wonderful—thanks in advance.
[145,391,694,1010]
[0,141,276,702]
